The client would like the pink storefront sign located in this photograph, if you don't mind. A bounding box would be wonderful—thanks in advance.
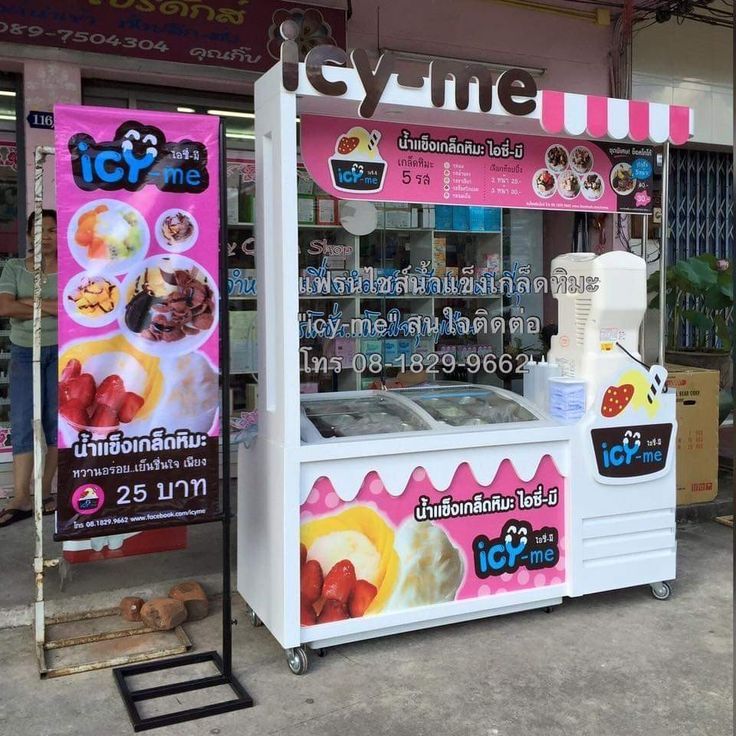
[54,105,221,540]
[300,114,654,215]
[299,455,566,627]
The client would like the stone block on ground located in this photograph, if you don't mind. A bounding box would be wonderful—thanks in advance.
[119,596,145,622]
[140,598,187,630]
[168,581,209,621]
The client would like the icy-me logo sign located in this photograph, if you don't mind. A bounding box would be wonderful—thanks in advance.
[591,423,672,479]
[68,121,209,193]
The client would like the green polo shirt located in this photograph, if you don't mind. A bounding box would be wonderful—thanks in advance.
[0,258,58,347]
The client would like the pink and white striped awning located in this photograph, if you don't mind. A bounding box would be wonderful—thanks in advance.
[540,91,693,145]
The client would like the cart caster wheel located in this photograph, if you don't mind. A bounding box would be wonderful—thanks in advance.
[650,581,671,600]
[544,606,553,614]
[246,606,263,627]
[315,648,327,658]
[286,647,309,675]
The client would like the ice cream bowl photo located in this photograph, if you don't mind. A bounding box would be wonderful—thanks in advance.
[300,505,400,625]
[570,146,593,175]
[329,126,386,194]
[154,208,199,253]
[58,334,164,443]
[157,351,219,434]
[610,162,636,196]
[532,168,557,198]
[118,253,219,358]
[66,198,149,276]
[581,172,605,201]
[545,144,569,173]
[558,170,581,200]
[62,272,121,328]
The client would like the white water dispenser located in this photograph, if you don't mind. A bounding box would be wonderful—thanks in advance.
[547,251,647,405]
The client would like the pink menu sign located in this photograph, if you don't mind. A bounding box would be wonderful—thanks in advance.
[301,114,654,214]
[54,105,221,540]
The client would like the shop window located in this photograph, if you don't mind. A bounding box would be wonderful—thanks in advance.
[0,73,19,460]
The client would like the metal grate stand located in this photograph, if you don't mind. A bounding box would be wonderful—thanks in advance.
[113,122,253,730]
[114,650,253,732]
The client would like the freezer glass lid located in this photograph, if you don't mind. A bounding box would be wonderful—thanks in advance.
[396,384,538,426]
[301,393,433,438]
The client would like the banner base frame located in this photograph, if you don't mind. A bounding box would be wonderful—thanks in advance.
[113,650,253,732]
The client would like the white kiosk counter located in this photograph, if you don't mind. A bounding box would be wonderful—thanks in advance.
[237,42,689,674]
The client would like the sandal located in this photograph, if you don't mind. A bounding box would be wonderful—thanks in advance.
[42,496,56,516]
[0,508,33,528]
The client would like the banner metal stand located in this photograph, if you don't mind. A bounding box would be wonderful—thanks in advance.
[112,123,254,731]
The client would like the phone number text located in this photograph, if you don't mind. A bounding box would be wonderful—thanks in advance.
[0,22,169,52]
[301,349,529,375]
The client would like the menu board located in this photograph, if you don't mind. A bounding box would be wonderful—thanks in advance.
[300,115,654,215]
[54,105,221,540]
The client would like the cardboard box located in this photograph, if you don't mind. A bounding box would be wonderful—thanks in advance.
[665,364,719,505]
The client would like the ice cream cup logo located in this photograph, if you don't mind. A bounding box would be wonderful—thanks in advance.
[71,483,105,516]
[329,127,387,193]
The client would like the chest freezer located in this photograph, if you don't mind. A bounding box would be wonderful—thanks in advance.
[300,383,544,444]
[395,384,541,427]
[299,390,435,443]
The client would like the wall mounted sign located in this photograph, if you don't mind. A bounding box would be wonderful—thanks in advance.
[0,1,345,73]
[301,115,655,215]
[54,104,221,540]
[26,110,54,129]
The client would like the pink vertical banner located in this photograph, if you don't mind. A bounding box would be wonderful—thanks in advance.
[54,105,221,540]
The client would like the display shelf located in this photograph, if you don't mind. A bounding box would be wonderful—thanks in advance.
[434,229,502,235]
[380,227,435,233]
[298,223,348,229]
[227,167,506,406]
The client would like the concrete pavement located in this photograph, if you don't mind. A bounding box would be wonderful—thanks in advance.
[0,520,732,736]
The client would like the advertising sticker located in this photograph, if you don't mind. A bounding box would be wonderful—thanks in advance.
[301,115,655,215]
[299,456,566,627]
[54,105,221,540]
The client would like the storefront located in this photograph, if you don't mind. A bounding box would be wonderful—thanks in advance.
[0,0,617,472]
[0,0,673,611]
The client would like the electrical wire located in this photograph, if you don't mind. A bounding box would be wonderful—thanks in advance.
[615,341,658,373]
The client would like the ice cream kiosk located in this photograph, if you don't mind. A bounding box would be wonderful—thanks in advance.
[237,33,693,674]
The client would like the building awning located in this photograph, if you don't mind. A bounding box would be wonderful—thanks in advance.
[540,91,693,145]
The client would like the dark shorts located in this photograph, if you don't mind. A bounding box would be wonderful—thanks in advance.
[9,344,58,454]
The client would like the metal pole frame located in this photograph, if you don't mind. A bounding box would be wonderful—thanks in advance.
[113,120,254,732]
[640,213,649,358]
[658,142,671,365]
[32,145,53,673]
